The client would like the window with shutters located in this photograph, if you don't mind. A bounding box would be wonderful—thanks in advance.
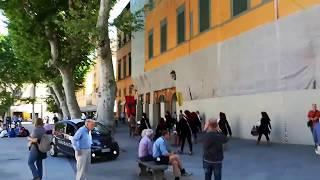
[160,18,167,53]
[148,30,154,59]
[232,0,248,16]
[117,60,121,80]
[123,56,127,77]
[160,19,168,53]
[199,0,210,32]
[128,53,131,76]
[177,5,186,45]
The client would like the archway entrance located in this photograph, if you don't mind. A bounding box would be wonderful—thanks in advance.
[171,93,177,115]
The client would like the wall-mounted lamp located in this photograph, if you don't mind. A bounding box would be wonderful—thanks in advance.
[170,70,176,80]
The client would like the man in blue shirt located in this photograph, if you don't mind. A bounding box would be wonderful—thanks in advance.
[72,119,95,180]
[153,130,191,180]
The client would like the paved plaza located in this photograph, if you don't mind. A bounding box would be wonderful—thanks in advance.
[0,124,319,180]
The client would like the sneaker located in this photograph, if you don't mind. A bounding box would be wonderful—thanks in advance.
[315,149,320,155]
[188,151,193,156]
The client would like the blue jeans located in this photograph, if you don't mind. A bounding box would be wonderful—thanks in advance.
[203,161,222,180]
[28,148,43,179]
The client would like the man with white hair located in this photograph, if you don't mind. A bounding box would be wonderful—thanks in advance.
[72,119,95,180]
[139,129,154,161]
[202,118,228,180]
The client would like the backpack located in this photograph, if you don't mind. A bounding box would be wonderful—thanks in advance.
[38,134,51,153]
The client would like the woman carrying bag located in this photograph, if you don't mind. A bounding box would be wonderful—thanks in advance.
[28,118,47,180]
[257,112,272,145]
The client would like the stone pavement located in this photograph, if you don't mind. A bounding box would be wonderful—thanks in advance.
[0,123,319,180]
[86,124,320,180]
[0,136,75,180]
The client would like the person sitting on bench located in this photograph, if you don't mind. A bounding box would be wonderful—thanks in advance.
[139,129,154,161]
[153,130,192,180]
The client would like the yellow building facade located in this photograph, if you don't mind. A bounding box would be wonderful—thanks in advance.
[131,0,320,144]
[145,0,319,71]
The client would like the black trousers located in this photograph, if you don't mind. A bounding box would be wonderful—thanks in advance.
[257,132,270,142]
[180,133,192,152]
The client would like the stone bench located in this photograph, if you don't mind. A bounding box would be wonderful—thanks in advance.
[138,160,168,180]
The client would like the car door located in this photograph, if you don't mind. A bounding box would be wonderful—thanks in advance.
[54,122,67,153]
[64,123,76,156]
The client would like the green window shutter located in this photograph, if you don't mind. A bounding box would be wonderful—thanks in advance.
[160,19,167,53]
[117,61,121,80]
[128,53,131,76]
[148,31,153,59]
[177,5,185,44]
[199,0,210,32]
[233,0,248,16]
[123,56,126,78]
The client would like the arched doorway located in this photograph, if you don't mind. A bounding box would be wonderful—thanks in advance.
[159,95,165,119]
[171,93,177,115]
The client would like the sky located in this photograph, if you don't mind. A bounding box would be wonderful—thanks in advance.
[0,11,8,35]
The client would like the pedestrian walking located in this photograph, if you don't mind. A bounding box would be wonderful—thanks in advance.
[28,118,47,180]
[202,118,228,180]
[178,110,183,122]
[155,118,168,140]
[139,113,151,135]
[218,112,232,137]
[165,111,173,133]
[257,112,272,145]
[71,119,95,180]
[128,114,137,137]
[190,111,201,143]
[172,111,177,124]
[307,104,320,147]
[313,120,320,155]
[177,111,193,155]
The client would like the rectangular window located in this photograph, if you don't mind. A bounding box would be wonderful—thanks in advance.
[177,5,186,45]
[232,0,248,16]
[123,56,127,77]
[128,53,132,76]
[148,30,154,59]
[148,0,154,10]
[160,18,167,53]
[117,60,121,80]
[199,0,210,32]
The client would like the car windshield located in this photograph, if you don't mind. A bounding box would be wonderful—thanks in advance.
[76,122,85,129]
[92,122,110,136]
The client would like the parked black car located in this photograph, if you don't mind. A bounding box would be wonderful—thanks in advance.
[50,119,119,161]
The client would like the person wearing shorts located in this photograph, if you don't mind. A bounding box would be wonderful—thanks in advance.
[153,130,191,180]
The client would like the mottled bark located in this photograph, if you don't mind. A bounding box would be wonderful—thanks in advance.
[46,26,81,119]
[59,67,81,119]
[96,0,116,128]
[50,84,69,120]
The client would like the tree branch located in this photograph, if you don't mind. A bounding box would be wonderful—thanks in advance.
[45,26,60,68]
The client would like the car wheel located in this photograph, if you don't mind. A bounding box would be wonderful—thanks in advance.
[50,144,58,157]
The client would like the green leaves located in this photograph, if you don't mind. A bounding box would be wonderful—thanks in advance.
[112,7,144,35]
